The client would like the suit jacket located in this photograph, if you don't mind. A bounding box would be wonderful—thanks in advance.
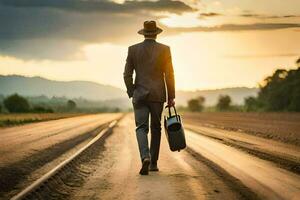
[123,39,175,103]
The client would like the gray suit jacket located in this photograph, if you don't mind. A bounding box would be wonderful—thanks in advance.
[123,39,175,103]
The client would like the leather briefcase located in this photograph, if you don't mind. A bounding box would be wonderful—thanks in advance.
[164,105,186,152]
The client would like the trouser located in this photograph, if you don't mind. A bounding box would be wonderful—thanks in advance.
[133,101,164,163]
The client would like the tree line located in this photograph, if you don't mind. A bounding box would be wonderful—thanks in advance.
[187,94,234,112]
[186,58,300,112]
[0,94,120,113]
[0,94,77,113]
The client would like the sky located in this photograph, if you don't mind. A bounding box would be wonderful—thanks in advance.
[0,0,299,90]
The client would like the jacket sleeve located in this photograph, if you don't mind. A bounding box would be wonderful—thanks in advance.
[123,47,135,98]
[164,47,175,100]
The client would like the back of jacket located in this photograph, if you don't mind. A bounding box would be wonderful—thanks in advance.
[123,39,175,102]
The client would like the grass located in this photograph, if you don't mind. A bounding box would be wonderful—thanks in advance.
[0,113,84,127]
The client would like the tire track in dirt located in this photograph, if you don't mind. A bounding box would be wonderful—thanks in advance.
[70,115,254,200]
[0,123,108,199]
[185,124,300,175]
[186,129,300,200]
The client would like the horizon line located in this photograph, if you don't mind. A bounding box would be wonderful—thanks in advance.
[0,74,259,92]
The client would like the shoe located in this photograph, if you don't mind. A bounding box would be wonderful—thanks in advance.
[139,158,150,175]
[149,163,159,171]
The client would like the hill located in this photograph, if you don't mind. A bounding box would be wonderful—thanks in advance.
[0,75,127,100]
[0,75,258,107]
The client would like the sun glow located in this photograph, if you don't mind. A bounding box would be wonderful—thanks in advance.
[83,43,126,63]
[0,29,299,91]
[160,13,204,28]
[159,12,227,28]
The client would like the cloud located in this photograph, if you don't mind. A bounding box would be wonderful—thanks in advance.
[199,12,222,17]
[240,14,260,18]
[0,12,146,60]
[0,0,194,14]
[240,14,300,19]
[224,53,300,59]
[0,0,299,61]
[0,0,195,60]
[164,23,300,33]
[0,39,85,60]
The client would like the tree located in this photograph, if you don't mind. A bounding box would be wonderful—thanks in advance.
[32,106,54,113]
[187,96,205,112]
[4,94,30,113]
[244,96,262,111]
[296,57,300,67]
[258,66,300,111]
[67,100,76,110]
[216,95,231,111]
[0,104,2,113]
[113,108,121,113]
[241,58,300,112]
[287,81,300,111]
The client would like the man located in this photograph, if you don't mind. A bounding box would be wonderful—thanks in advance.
[123,21,175,175]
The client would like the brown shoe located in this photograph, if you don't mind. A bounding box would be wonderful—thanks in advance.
[149,163,159,171]
[139,158,150,175]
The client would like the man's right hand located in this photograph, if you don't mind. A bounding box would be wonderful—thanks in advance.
[167,98,175,107]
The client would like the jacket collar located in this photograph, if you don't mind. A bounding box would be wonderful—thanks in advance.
[144,38,156,42]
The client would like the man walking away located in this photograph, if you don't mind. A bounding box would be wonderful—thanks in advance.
[123,20,175,175]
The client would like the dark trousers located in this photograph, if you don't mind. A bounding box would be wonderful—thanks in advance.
[133,101,164,163]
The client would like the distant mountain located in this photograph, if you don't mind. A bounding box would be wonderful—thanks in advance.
[176,87,259,106]
[0,75,258,107]
[0,75,127,100]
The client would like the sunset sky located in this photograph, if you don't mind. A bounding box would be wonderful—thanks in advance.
[0,0,299,90]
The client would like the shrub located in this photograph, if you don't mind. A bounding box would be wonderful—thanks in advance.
[216,95,231,111]
[4,94,30,113]
[32,106,54,113]
[67,100,76,111]
[187,96,205,112]
[244,96,262,111]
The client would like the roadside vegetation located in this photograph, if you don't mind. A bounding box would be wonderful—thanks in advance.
[187,96,205,112]
[244,60,300,112]
[0,93,121,127]
[184,58,300,113]
[0,113,82,127]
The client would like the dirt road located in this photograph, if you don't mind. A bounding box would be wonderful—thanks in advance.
[183,112,300,146]
[0,113,121,198]
[0,113,121,166]
[70,114,300,200]
[186,130,300,199]
[1,113,299,200]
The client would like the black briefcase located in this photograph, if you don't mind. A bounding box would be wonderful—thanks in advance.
[164,105,186,152]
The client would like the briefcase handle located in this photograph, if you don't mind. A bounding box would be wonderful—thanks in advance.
[165,105,178,119]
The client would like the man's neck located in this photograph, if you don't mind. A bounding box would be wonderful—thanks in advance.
[144,37,156,41]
